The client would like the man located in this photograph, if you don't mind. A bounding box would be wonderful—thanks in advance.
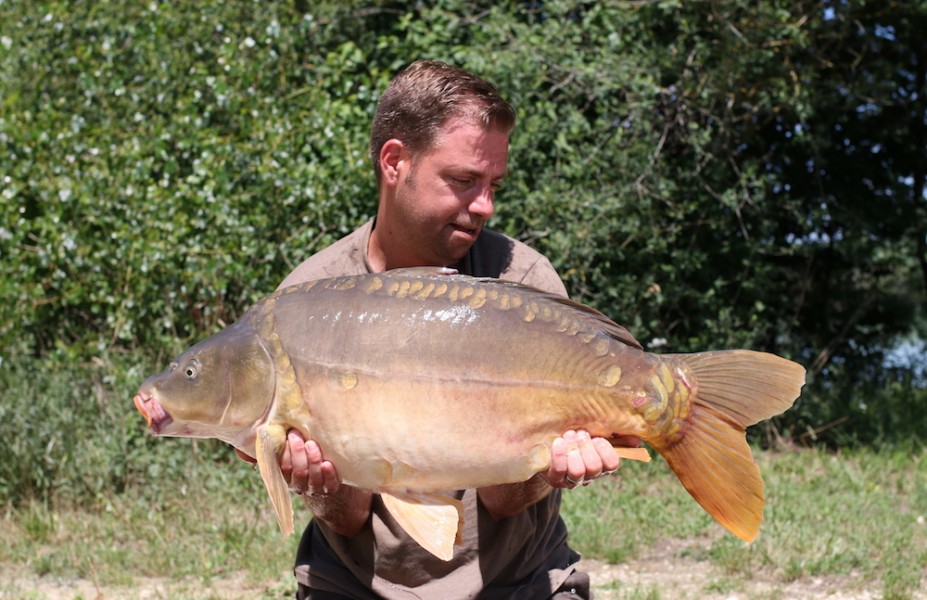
[273,60,638,599]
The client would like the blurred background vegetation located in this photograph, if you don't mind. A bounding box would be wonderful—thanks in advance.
[1,0,926,510]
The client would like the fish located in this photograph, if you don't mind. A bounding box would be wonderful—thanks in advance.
[133,267,805,560]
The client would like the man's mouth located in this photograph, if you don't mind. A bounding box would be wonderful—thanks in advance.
[450,222,482,237]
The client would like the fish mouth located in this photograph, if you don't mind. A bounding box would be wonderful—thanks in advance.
[133,391,173,434]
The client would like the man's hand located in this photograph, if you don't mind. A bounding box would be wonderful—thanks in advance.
[236,430,371,536]
[278,430,372,537]
[281,430,340,496]
[541,429,641,489]
[480,429,641,520]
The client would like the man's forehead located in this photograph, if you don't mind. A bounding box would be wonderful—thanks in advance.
[436,115,509,140]
[430,119,508,158]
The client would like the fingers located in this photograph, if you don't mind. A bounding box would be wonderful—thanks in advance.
[284,430,308,491]
[566,430,600,485]
[593,436,621,474]
[544,430,624,489]
[282,430,340,496]
[305,439,340,495]
[548,437,568,481]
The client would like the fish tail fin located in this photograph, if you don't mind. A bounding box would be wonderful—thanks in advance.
[650,350,805,542]
[255,424,294,536]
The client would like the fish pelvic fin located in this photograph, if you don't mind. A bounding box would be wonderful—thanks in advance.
[380,491,464,561]
[255,424,294,537]
[652,350,805,542]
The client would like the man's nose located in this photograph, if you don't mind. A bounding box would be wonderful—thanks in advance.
[469,186,495,219]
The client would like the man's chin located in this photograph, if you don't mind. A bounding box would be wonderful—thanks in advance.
[440,235,478,261]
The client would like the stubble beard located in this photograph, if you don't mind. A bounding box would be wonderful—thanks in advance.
[400,167,477,266]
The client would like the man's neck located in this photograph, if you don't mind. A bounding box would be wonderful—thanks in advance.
[366,216,422,272]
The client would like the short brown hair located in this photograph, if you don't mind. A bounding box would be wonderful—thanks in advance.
[369,60,516,182]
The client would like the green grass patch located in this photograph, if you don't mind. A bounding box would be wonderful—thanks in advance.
[560,452,714,563]
[562,446,927,599]
[2,465,300,593]
[3,446,925,599]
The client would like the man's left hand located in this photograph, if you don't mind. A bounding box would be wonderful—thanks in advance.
[542,429,640,489]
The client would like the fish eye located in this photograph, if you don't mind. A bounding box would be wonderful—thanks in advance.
[183,359,201,380]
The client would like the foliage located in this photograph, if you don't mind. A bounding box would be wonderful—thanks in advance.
[0,348,239,506]
[0,0,384,354]
[2,1,926,450]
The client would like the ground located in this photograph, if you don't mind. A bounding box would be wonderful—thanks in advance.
[3,550,919,600]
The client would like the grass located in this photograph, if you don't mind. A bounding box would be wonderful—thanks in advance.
[561,445,927,599]
[0,457,299,598]
[1,447,924,599]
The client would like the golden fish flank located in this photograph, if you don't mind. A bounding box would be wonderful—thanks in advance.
[413,281,436,300]
[363,275,384,295]
[133,268,806,562]
[467,287,487,309]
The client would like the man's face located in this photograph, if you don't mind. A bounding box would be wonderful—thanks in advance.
[391,118,509,266]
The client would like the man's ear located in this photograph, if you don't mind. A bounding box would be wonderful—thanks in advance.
[379,139,405,186]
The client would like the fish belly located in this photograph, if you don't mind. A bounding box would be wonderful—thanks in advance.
[298,371,642,492]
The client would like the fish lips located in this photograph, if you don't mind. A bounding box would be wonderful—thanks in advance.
[133,391,174,435]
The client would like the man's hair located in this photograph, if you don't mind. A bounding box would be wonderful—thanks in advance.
[369,60,516,182]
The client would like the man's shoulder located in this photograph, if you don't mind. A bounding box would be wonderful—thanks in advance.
[471,229,567,298]
[277,221,372,289]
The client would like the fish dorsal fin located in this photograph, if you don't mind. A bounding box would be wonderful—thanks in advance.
[255,424,294,536]
[386,266,459,277]
[472,276,644,350]
[380,491,464,561]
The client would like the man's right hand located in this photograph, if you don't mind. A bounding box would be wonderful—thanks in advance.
[273,429,373,538]
[281,429,341,496]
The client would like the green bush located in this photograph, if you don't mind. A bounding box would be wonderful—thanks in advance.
[0,346,252,506]
[1,1,384,355]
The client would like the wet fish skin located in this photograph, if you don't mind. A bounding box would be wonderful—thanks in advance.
[134,268,806,560]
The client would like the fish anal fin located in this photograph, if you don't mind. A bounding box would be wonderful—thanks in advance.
[613,446,651,463]
[255,424,294,537]
[381,491,464,561]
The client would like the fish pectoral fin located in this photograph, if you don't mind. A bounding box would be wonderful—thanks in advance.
[255,424,294,537]
[613,446,652,463]
[380,491,464,561]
